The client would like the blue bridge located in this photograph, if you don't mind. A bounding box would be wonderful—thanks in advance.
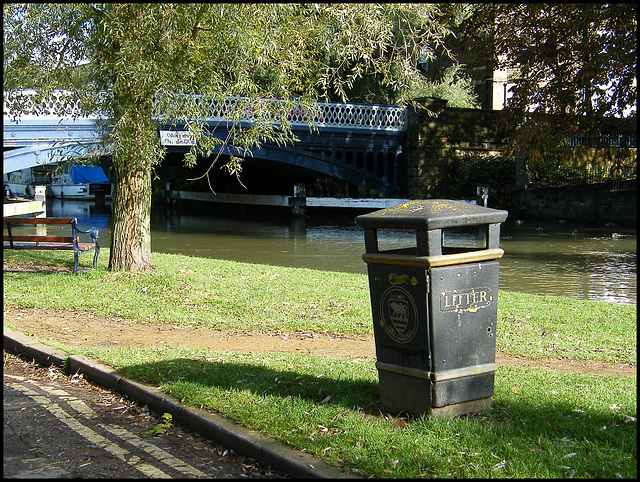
[4,91,409,197]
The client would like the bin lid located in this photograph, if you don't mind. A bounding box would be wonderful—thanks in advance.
[355,200,508,230]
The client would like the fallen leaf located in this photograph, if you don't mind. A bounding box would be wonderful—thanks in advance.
[493,460,507,470]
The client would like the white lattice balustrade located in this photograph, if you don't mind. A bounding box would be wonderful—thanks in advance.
[4,90,406,131]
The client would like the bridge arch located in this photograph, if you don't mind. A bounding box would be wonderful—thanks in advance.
[3,141,109,174]
[164,124,407,197]
[229,141,405,198]
[5,91,408,197]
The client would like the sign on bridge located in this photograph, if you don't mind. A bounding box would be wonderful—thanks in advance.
[159,130,195,146]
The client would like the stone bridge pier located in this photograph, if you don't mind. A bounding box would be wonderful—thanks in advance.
[404,98,508,199]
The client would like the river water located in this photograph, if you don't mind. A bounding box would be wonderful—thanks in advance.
[49,199,637,306]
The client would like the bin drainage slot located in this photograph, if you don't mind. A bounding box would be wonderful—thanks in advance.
[376,361,498,382]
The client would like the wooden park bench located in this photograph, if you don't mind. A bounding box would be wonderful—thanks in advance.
[3,217,100,274]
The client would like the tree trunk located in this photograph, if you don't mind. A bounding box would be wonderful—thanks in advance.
[107,100,159,271]
[108,160,155,271]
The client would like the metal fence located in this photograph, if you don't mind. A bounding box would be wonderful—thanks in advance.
[525,166,637,191]
[565,133,636,148]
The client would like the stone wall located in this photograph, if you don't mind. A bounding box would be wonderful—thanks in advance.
[404,98,509,198]
[512,185,637,227]
[404,99,636,225]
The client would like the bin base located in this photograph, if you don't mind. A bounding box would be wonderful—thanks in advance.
[377,366,494,418]
[379,383,491,419]
[378,371,431,418]
[429,397,492,418]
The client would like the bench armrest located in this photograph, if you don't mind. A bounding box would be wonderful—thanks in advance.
[76,226,100,243]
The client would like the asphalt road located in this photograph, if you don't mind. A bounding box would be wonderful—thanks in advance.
[3,351,287,479]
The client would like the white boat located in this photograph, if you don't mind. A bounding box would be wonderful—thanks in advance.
[50,165,112,200]
[3,167,49,198]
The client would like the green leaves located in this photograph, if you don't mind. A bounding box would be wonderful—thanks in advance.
[3,2,473,171]
[3,3,477,271]
[457,4,636,169]
[145,412,174,436]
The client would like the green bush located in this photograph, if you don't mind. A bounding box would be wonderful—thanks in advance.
[443,155,516,210]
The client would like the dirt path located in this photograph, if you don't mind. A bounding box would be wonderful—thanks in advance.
[3,305,635,378]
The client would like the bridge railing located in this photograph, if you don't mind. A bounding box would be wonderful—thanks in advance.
[171,95,407,131]
[3,90,109,120]
[4,90,407,132]
[304,101,406,131]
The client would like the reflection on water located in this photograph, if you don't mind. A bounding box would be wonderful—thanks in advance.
[48,200,637,305]
[498,226,636,305]
[48,198,111,230]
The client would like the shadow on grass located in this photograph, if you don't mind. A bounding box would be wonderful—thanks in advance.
[117,357,636,462]
[3,250,90,274]
[118,356,380,410]
[119,355,637,478]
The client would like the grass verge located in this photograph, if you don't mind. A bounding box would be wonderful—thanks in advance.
[3,249,636,363]
[3,249,637,477]
[37,345,640,478]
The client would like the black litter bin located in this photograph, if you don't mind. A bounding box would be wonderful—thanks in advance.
[355,200,508,417]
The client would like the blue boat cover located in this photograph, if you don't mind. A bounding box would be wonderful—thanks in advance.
[70,165,109,184]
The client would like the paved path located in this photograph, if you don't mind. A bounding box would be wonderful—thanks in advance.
[3,328,357,479]
[4,351,286,479]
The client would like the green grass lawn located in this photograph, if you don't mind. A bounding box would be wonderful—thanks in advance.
[3,249,637,478]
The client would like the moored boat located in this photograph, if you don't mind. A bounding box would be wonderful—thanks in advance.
[3,167,50,198]
[50,165,112,200]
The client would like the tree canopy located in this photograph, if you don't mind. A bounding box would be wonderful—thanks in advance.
[4,3,474,271]
[456,3,637,167]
